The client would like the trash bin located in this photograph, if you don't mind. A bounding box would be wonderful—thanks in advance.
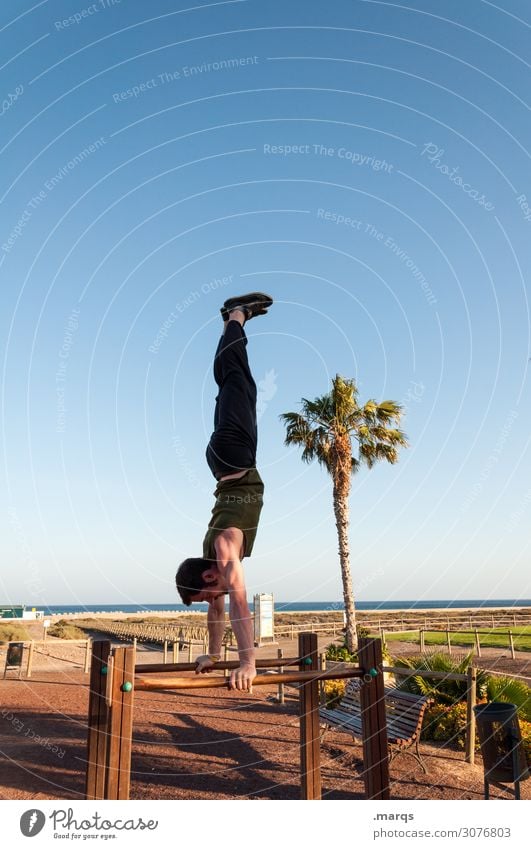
[473,702,530,799]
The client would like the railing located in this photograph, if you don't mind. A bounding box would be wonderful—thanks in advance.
[380,627,529,659]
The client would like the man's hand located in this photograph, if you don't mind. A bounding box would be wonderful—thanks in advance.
[195,654,219,674]
[229,662,256,692]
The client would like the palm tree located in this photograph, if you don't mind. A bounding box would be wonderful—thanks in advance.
[280,375,407,652]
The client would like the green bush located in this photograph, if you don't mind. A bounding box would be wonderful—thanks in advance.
[392,651,489,704]
[486,676,531,722]
[325,642,358,663]
[421,702,470,749]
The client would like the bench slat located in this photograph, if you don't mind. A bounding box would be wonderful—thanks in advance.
[320,686,429,746]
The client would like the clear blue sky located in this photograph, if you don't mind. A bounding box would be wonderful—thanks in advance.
[1,0,530,607]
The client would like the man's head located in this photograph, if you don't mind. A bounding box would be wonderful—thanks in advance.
[175,557,225,605]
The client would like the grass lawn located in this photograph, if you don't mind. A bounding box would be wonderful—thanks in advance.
[382,625,531,652]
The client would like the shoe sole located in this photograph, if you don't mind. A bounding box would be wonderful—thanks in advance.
[223,292,273,312]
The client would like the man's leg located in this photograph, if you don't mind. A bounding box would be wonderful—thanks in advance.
[206,311,258,478]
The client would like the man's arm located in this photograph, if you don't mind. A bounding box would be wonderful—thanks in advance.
[215,530,256,691]
[195,594,225,674]
[207,594,226,656]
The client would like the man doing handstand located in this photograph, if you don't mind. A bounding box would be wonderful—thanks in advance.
[175,292,273,691]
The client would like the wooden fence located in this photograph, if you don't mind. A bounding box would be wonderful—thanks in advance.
[379,628,527,659]
[1,639,92,677]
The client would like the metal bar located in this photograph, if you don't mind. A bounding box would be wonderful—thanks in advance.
[135,667,364,691]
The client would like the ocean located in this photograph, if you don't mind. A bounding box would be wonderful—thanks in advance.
[33,599,531,615]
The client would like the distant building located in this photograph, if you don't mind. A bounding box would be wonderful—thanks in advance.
[0,605,44,621]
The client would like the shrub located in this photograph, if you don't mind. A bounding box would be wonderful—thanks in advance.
[392,651,489,704]
[421,702,471,749]
[486,676,531,722]
[325,642,358,663]
[322,679,346,708]
[0,623,30,642]
[47,620,86,640]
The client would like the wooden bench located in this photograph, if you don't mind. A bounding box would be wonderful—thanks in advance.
[320,680,431,773]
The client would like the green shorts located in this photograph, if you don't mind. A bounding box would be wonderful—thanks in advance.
[202,468,264,562]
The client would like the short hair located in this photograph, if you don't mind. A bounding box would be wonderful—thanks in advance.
[175,557,213,605]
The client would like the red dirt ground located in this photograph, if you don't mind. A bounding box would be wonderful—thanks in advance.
[1,668,529,802]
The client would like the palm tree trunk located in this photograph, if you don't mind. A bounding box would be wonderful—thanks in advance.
[332,482,357,652]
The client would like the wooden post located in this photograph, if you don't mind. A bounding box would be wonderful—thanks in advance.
[188,642,193,663]
[465,666,477,765]
[474,629,481,657]
[105,645,135,800]
[419,629,425,652]
[298,633,321,800]
[358,637,390,800]
[508,630,515,660]
[319,652,327,706]
[163,640,168,665]
[278,648,285,705]
[446,630,452,655]
[85,640,111,800]
[26,641,35,678]
[84,639,91,674]
[172,641,179,663]
[223,644,229,678]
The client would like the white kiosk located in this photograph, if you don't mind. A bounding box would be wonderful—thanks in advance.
[253,593,275,646]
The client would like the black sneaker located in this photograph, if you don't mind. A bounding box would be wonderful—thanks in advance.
[221,292,273,322]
